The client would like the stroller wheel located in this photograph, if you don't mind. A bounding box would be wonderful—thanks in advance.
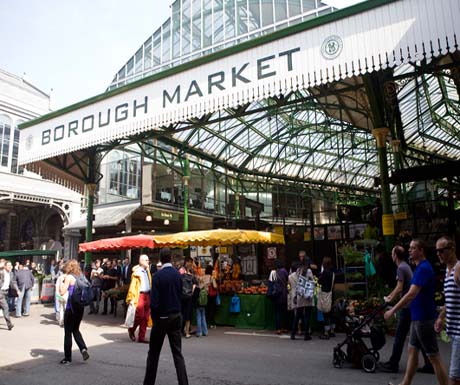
[369,349,380,362]
[333,347,346,369]
[361,354,376,373]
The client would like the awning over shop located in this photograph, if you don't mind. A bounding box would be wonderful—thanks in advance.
[79,234,155,252]
[153,229,285,247]
[64,202,140,230]
[0,250,57,260]
[78,228,284,252]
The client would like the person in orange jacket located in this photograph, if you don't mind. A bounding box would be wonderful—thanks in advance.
[126,255,152,343]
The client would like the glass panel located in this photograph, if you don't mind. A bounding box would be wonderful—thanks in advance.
[192,0,202,52]
[237,0,248,35]
[288,0,301,18]
[225,0,236,39]
[153,30,161,66]
[162,19,171,63]
[126,57,134,77]
[135,48,143,73]
[261,0,273,27]
[144,37,152,70]
[118,66,126,81]
[274,0,287,22]
[213,0,224,44]
[248,0,261,32]
[182,0,192,55]
[203,0,213,48]
[172,1,181,59]
[302,0,316,12]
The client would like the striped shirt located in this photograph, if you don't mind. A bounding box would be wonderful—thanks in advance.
[444,262,460,337]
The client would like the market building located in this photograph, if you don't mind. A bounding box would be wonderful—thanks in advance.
[0,68,82,263]
[18,0,460,275]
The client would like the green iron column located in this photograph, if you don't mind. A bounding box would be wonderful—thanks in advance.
[84,150,98,271]
[391,139,406,214]
[372,128,394,253]
[183,157,190,232]
[84,182,96,268]
[235,178,240,221]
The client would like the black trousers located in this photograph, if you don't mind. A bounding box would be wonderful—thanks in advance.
[144,313,188,385]
[64,307,87,361]
[206,296,217,325]
[103,295,115,313]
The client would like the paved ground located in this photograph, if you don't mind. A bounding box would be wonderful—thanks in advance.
[0,304,452,385]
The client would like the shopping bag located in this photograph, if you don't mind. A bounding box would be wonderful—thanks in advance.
[316,289,332,313]
[124,303,135,328]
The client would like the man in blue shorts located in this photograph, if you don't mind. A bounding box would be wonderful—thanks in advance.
[384,239,448,385]
[434,236,460,385]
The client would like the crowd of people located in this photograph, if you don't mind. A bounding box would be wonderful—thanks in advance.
[1,235,460,385]
[0,258,37,330]
[267,251,335,340]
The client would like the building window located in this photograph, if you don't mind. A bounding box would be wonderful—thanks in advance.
[0,115,12,168]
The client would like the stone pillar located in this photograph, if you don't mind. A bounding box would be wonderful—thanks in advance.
[372,127,394,253]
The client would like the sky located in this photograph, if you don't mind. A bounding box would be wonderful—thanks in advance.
[0,0,362,110]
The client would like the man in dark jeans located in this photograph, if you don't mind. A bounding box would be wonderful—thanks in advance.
[144,248,188,385]
[102,260,119,315]
[380,245,433,373]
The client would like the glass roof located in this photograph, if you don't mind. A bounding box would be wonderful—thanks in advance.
[105,1,460,199]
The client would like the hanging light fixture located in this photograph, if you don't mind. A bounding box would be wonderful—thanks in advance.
[163,219,170,226]
[145,215,153,222]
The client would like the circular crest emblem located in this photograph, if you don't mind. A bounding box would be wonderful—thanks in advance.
[26,134,33,150]
[321,35,343,60]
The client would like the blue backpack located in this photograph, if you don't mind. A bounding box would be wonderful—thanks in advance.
[71,274,94,308]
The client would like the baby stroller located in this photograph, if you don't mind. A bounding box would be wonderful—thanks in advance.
[333,301,387,373]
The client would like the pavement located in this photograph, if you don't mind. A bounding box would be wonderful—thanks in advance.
[0,304,452,385]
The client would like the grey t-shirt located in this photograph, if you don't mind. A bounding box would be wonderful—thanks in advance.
[397,261,413,299]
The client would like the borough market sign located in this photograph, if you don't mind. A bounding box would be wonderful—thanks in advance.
[19,0,459,165]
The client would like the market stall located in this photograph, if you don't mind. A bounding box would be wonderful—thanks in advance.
[79,229,284,328]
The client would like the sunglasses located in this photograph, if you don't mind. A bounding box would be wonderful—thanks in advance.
[435,247,451,254]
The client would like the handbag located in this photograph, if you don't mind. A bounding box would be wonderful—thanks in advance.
[124,302,136,328]
[316,273,335,313]
[266,270,280,299]
[295,274,315,300]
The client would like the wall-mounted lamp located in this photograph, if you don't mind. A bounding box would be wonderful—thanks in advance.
[163,219,170,226]
[145,215,153,222]
[92,228,96,234]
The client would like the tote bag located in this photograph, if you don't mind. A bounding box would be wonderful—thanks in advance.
[316,273,335,313]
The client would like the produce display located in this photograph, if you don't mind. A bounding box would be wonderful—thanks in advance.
[218,280,268,295]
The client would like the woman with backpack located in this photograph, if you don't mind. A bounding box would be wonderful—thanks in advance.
[288,259,314,340]
[268,259,289,335]
[59,259,89,365]
[180,257,198,338]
